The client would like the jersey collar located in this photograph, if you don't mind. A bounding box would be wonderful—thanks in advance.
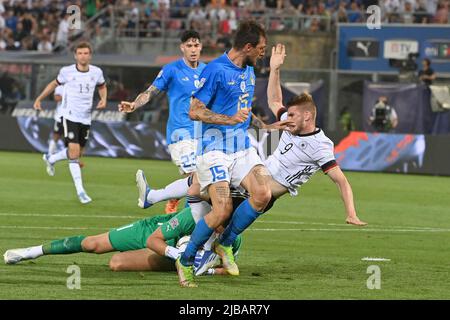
[297,128,321,137]
[76,64,89,73]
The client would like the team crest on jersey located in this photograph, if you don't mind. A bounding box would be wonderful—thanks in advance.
[198,77,206,88]
[240,81,246,92]
[68,132,75,140]
[194,79,201,88]
[250,76,255,85]
[90,77,95,81]
[157,70,163,78]
[169,218,179,229]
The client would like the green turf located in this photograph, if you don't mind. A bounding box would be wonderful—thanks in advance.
[0,151,449,299]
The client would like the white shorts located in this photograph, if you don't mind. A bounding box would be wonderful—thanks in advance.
[196,147,264,196]
[168,139,198,175]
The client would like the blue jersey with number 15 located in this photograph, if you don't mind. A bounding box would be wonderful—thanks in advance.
[152,59,206,145]
[193,53,255,154]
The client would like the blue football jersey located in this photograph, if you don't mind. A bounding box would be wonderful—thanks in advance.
[193,53,256,154]
[152,59,206,145]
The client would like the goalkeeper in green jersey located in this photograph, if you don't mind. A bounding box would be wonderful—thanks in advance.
[3,207,241,276]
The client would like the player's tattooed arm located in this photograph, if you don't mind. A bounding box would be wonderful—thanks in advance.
[118,85,161,113]
[250,114,267,129]
[251,114,294,131]
[189,98,249,125]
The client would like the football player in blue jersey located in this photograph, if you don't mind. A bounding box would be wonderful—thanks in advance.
[175,21,273,287]
[119,30,206,214]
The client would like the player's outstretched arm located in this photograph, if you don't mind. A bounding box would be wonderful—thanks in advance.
[34,79,59,110]
[250,114,293,131]
[268,44,286,117]
[96,84,107,109]
[118,85,161,113]
[326,166,368,226]
[189,97,249,125]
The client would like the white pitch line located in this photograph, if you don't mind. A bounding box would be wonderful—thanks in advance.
[0,225,449,233]
[248,228,450,233]
[1,212,449,232]
[0,212,141,219]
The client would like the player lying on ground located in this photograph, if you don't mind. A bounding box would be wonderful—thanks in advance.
[3,207,241,276]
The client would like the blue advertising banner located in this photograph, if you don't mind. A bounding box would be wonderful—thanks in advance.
[338,24,450,73]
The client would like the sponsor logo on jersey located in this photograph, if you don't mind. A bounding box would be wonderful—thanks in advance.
[169,218,179,229]
[198,78,206,88]
[240,81,246,92]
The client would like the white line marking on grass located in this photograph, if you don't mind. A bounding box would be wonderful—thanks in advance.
[1,212,450,232]
[0,213,140,219]
[248,228,450,233]
[0,226,102,231]
[361,257,391,262]
[0,225,449,233]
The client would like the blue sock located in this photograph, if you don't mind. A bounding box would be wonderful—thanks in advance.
[180,218,214,266]
[220,199,263,247]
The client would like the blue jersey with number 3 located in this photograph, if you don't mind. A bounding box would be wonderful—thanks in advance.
[193,53,255,154]
[152,59,206,145]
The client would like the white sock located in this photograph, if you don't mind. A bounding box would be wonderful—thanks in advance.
[147,177,189,204]
[164,246,180,260]
[48,140,57,155]
[189,199,212,223]
[204,233,219,251]
[23,245,44,259]
[48,148,68,164]
[69,159,85,194]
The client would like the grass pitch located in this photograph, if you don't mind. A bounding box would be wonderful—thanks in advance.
[0,150,449,299]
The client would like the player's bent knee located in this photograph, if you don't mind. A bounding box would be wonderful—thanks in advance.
[252,188,272,211]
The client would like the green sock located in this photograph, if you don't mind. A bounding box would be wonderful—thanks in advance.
[42,236,86,255]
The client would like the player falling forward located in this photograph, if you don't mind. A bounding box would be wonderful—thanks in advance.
[119,30,206,214]
[3,207,241,276]
[34,42,107,204]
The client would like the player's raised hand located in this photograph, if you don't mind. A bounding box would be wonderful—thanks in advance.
[346,216,368,226]
[33,100,42,111]
[265,119,295,131]
[270,44,286,71]
[96,99,107,109]
[118,101,136,113]
[230,108,249,124]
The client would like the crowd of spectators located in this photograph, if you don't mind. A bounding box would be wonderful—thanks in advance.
[0,0,448,53]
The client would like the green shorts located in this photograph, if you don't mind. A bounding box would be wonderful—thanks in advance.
[108,214,176,252]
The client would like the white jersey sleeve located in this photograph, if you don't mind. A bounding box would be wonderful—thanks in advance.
[96,69,106,87]
[56,67,69,85]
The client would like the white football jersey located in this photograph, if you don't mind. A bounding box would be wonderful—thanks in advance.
[53,85,64,122]
[264,111,337,196]
[56,64,105,125]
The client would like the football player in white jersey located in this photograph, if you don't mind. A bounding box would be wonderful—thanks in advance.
[33,42,107,204]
